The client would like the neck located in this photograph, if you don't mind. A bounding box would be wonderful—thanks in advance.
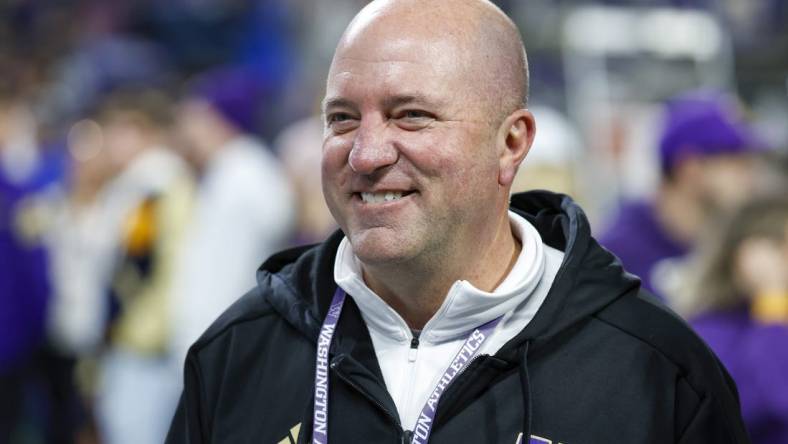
[361,211,521,330]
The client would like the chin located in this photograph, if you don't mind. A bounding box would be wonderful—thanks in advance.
[348,228,417,267]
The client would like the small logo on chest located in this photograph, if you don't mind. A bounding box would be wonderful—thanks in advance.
[277,423,302,444]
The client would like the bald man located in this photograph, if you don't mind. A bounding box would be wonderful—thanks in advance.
[167,1,749,443]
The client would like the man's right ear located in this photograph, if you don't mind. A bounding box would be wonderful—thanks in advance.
[497,109,536,187]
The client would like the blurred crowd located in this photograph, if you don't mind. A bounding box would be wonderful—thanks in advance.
[0,0,786,443]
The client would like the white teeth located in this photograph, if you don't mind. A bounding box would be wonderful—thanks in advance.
[361,191,404,203]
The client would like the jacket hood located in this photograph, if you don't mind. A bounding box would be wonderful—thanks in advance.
[257,190,640,352]
[500,191,640,356]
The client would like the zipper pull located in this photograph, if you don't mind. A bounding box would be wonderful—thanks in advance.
[403,429,414,443]
[408,337,419,362]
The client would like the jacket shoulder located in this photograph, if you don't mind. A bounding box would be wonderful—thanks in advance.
[170,274,317,443]
[594,290,750,442]
[595,290,718,376]
[189,284,279,353]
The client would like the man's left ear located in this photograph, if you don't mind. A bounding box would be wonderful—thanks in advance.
[497,109,536,186]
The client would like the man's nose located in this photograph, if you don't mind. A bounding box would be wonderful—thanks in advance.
[348,121,398,175]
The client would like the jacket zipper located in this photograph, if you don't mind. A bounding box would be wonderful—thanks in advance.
[330,361,405,439]
[403,337,421,415]
[400,336,420,439]
[409,336,420,357]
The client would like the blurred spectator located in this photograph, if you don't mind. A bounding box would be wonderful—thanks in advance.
[0,88,66,443]
[169,67,295,367]
[0,93,37,440]
[598,90,766,300]
[276,115,336,245]
[47,89,193,444]
[679,195,788,443]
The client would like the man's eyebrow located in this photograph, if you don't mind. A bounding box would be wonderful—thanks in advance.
[322,97,356,113]
[382,94,440,109]
[322,94,443,112]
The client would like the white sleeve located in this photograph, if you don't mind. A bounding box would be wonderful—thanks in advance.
[46,203,116,354]
[169,147,296,365]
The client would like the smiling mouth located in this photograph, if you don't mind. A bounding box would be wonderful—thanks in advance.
[358,191,415,204]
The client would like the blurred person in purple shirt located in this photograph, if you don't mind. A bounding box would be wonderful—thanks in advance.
[599,90,766,300]
[680,195,788,443]
[0,86,66,442]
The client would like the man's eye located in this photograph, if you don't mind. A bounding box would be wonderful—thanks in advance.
[326,113,358,133]
[395,110,434,130]
[328,113,353,123]
[402,110,430,119]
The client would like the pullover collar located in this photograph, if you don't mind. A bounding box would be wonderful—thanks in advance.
[333,211,546,344]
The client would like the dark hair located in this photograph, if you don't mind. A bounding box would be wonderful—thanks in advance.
[683,194,788,315]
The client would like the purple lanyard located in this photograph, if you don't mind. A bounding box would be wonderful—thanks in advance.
[409,315,501,443]
[312,288,502,444]
[312,288,346,444]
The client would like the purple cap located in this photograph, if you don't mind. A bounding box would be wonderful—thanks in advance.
[187,67,263,133]
[659,90,766,174]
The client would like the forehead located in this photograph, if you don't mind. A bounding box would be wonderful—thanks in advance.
[325,34,473,109]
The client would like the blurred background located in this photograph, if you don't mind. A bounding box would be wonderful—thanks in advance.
[1,0,786,443]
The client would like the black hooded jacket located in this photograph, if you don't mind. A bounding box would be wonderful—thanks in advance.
[166,191,750,443]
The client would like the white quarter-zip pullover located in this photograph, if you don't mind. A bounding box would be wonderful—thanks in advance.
[334,211,564,430]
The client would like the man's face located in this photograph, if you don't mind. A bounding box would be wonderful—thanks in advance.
[321,32,504,267]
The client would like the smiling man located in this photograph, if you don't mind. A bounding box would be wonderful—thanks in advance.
[166,1,749,443]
